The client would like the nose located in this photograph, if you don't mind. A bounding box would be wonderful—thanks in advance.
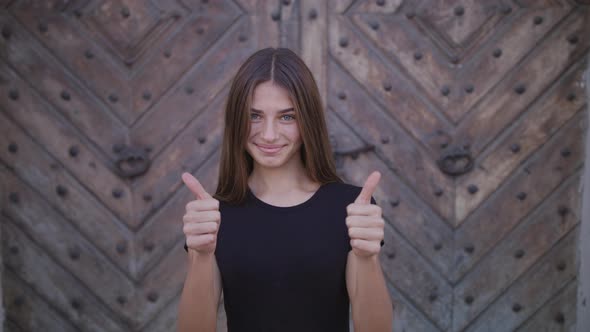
[261,119,279,142]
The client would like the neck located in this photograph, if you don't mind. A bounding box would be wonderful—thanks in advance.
[248,159,311,195]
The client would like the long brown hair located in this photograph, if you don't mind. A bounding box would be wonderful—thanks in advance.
[213,47,342,205]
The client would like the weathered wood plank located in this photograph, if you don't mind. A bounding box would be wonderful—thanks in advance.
[255,0,280,48]
[0,111,134,277]
[2,220,125,331]
[454,171,582,330]
[517,279,577,331]
[301,0,327,109]
[454,109,586,282]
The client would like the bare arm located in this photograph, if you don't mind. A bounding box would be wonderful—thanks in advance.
[177,250,222,332]
[346,252,394,332]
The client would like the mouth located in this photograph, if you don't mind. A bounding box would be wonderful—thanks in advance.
[255,143,284,154]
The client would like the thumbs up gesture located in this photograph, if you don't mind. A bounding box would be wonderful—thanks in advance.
[181,172,221,255]
[346,171,385,259]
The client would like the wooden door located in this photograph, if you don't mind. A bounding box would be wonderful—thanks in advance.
[1,0,589,331]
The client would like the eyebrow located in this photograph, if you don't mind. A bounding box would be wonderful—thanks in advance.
[251,107,295,114]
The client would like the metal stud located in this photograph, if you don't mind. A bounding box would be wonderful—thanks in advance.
[512,303,522,312]
[13,296,24,307]
[501,6,512,14]
[112,188,123,198]
[339,37,349,48]
[116,241,127,254]
[147,291,159,302]
[185,86,194,95]
[369,20,379,30]
[554,312,565,324]
[464,84,474,94]
[464,295,474,305]
[467,184,478,194]
[337,91,347,100]
[9,192,19,204]
[9,89,19,100]
[56,185,68,197]
[144,242,155,252]
[567,35,578,45]
[10,245,19,255]
[493,48,502,58]
[142,91,151,100]
[558,205,569,217]
[556,261,566,271]
[238,34,247,42]
[414,52,423,60]
[70,298,82,310]
[108,94,118,103]
[84,50,94,59]
[61,91,71,101]
[164,50,172,58]
[510,143,521,153]
[389,198,400,207]
[533,16,543,25]
[517,192,526,200]
[560,148,571,158]
[434,188,443,196]
[282,0,290,5]
[406,12,415,19]
[454,6,464,16]
[69,145,79,157]
[514,249,525,259]
[380,136,389,144]
[196,27,204,35]
[143,193,152,202]
[386,250,395,259]
[8,142,18,153]
[1,26,11,39]
[567,92,576,102]
[117,296,127,305]
[271,10,281,21]
[198,136,207,144]
[434,243,442,251]
[514,84,526,94]
[38,22,48,33]
[68,247,80,260]
[428,292,437,302]
[112,143,125,154]
[464,244,474,254]
[308,9,317,20]
[441,85,450,96]
[121,7,130,18]
[450,55,460,64]
[383,82,392,91]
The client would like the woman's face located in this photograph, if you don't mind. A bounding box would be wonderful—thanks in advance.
[245,81,302,170]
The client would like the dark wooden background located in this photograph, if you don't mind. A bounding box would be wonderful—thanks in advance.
[1,0,589,331]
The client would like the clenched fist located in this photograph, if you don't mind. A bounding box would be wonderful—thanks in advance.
[181,172,221,255]
[346,171,385,259]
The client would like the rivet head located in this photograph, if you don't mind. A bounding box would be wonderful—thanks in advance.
[467,184,478,194]
[556,261,566,271]
[557,205,569,217]
[68,247,80,260]
[567,35,578,45]
[493,48,502,58]
[389,198,400,207]
[510,143,521,153]
[13,296,24,307]
[450,55,460,64]
[441,85,450,96]
[414,52,423,60]
[116,241,127,254]
[198,136,207,144]
[433,243,442,251]
[514,249,525,259]
[196,27,204,34]
[517,192,527,200]
[567,92,576,102]
[69,145,79,157]
[142,91,151,100]
[464,244,475,254]
[147,291,159,302]
[8,89,19,100]
[238,34,247,42]
[61,90,71,101]
[376,0,386,6]
[120,7,130,18]
[56,185,68,197]
[38,22,48,33]
[369,20,379,30]
[8,142,18,153]
[9,192,19,204]
[271,10,281,21]
[428,292,437,302]
[70,298,82,310]
[339,37,349,48]
[10,245,19,254]
[386,250,395,259]
[380,136,389,144]
[554,312,565,324]
[282,0,290,5]
[560,147,571,158]
[112,188,123,198]
[2,26,12,39]
[533,16,543,25]
[514,84,526,94]
[454,6,465,16]
[112,143,125,154]
[434,188,443,196]
[84,49,94,59]
[501,6,512,14]
[117,295,127,305]
[143,193,152,202]
[337,91,347,100]
[144,242,155,252]
[464,295,474,305]
[512,303,522,312]
[185,86,194,95]
[383,82,392,91]
[108,94,118,103]
[406,12,415,19]
[308,9,317,20]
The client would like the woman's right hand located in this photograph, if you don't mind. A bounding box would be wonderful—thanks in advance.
[181,172,220,255]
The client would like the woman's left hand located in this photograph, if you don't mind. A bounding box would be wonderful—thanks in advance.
[346,171,385,259]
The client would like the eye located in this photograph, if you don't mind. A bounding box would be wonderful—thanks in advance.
[281,114,295,121]
[250,113,261,120]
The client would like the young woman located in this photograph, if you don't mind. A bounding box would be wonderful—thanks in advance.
[177,48,393,331]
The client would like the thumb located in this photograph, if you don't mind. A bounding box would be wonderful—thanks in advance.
[181,172,212,200]
[354,171,381,204]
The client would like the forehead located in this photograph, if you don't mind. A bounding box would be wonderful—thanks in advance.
[251,81,293,113]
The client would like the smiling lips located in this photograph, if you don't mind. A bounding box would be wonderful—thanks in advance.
[256,143,284,154]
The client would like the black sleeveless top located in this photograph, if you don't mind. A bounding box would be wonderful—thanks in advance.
[184,182,377,331]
